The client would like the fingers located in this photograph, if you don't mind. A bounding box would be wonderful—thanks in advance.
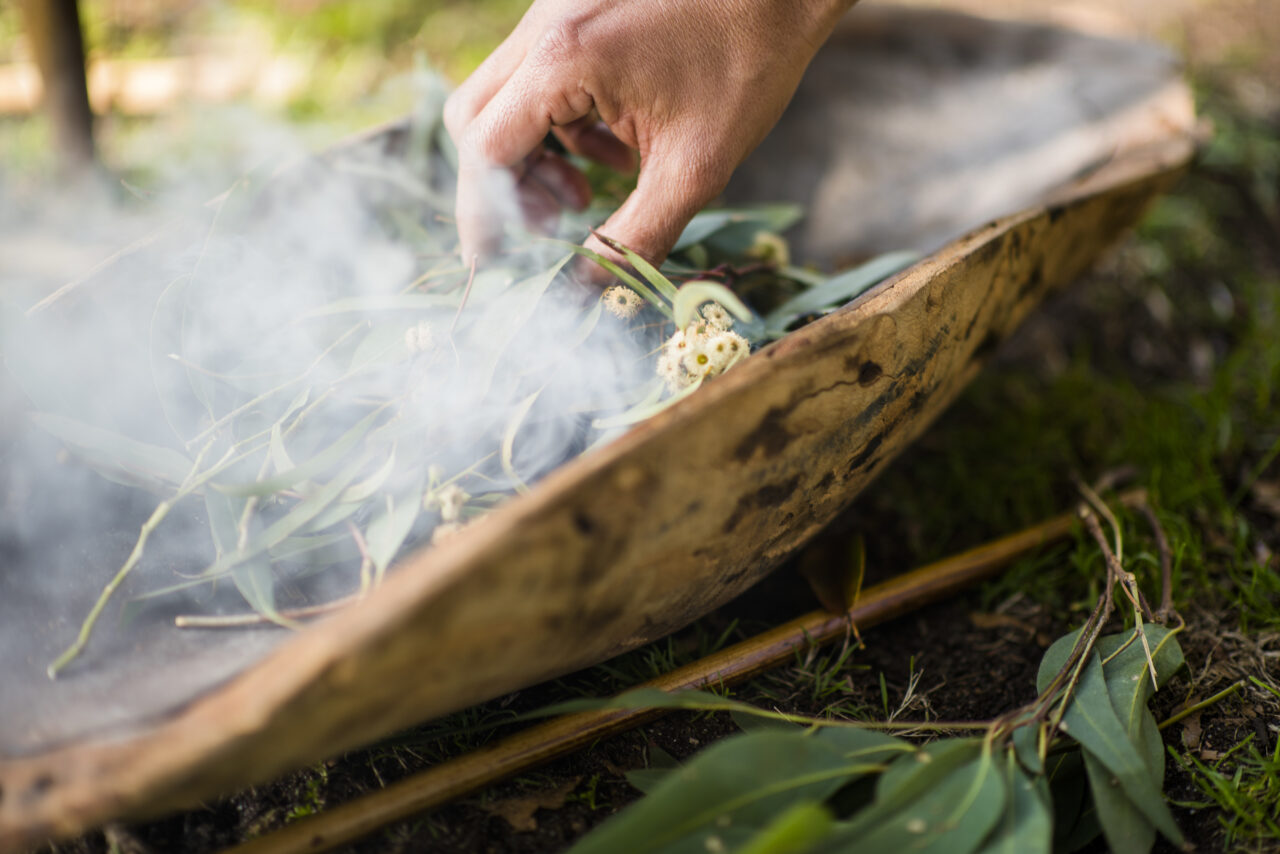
[522,149,591,212]
[453,57,597,260]
[553,117,637,174]
[585,149,729,275]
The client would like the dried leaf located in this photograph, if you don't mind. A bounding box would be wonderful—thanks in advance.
[484,776,582,833]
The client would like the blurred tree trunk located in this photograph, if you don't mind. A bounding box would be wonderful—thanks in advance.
[20,0,96,173]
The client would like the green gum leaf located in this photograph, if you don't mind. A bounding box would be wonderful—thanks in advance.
[819,746,1007,854]
[763,251,919,337]
[300,293,458,318]
[1047,649,1184,846]
[501,390,541,495]
[672,204,803,252]
[213,408,382,497]
[973,751,1052,854]
[671,281,756,330]
[593,233,680,301]
[365,474,425,575]
[30,412,193,489]
[567,730,880,854]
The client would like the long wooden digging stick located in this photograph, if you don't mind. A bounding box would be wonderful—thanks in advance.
[225,490,1142,854]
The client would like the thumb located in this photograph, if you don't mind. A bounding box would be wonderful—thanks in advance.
[584,150,729,274]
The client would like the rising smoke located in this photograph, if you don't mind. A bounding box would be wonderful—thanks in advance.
[0,76,654,725]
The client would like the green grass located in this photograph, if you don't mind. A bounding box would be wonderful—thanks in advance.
[1172,735,1280,850]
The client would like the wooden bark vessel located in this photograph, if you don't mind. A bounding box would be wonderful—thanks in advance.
[0,8,1197,850]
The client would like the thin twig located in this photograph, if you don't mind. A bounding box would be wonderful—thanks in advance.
[175,594,360,628]
[1135,500,1176,621]
[448,254,478,338]
[1158,682,1245,731]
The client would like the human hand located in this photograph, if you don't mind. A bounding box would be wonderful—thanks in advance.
[444,0,855,272]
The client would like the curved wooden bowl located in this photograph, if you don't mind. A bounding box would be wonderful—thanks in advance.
[0,8,1196,849]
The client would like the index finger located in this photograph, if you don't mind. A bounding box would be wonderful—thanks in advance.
[454,66,594,260]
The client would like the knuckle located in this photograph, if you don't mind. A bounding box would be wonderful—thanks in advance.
[531,15,589,67]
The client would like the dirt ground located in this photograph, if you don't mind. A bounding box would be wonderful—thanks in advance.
[40,0,1280,852]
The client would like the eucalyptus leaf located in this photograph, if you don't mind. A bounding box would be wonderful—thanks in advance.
[299,498,364,535]
[340,445,398,504]
[214,408,382,497]
[471,257,568,400]
[553,241,671,317]
[593,232,680,301]
[201,452,372,579]
[230,555,298,630]
[348,322,415,372]
[626,768,676,796]
[763,251,919,337]
[973,751,1051,854]
[671,281,757,330]
[501,390,541,495]
[1045,751,1096,851]
[591,376,703,430]
[30,412,193,488]
[267,531,351,562]
[1041,649,1184,846]
[818,745,1006,854]
[365,475,425,576]
[301,293,457,318]
[1011,721,1044,775]
[567,730,882,854]
[1096,625,1184,783]
[735,801,835,854]
[672,204,803,252]
[1082,749,1156,853]
[732,709,800,735]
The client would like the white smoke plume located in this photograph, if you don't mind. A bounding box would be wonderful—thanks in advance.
[0,76,657,749]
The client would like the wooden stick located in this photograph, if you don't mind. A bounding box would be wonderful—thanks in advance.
[223,491,1143,854]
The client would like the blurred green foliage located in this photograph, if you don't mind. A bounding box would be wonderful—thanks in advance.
[0,0,530,176]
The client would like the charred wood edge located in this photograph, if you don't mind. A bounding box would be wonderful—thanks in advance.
[223,490,1145,854]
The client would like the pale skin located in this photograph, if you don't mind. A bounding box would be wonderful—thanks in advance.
[444,0,858,273]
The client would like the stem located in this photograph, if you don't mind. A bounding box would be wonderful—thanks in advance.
[1158,682,1244,731]
[47,500,173,679]
[448,254,478,338]
[1136,498,1176,621]
[175,594,360,628]
[45,438,263,678]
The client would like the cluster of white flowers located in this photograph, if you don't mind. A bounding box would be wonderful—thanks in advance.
[403,319,434,354]
[423,482,469,523]
[656,303,748,392]
[602,285,645,320]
